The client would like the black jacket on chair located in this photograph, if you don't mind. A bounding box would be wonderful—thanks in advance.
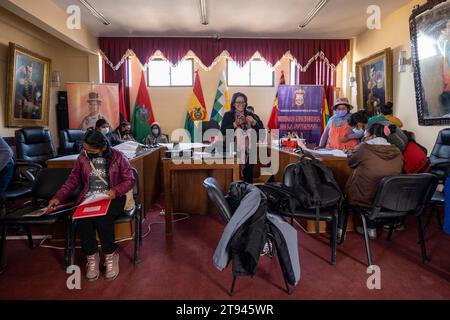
[15,127,56,166]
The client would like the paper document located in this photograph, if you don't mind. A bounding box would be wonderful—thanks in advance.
[80,193,110,206]
[296,140,347,158]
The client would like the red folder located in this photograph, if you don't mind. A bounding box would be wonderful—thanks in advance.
[72,199,111,220]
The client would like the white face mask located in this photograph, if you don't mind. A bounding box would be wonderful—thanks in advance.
[151,128,160,136]
[101,127,109,135]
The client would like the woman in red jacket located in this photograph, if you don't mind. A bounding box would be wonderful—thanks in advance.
[48,129,135,282]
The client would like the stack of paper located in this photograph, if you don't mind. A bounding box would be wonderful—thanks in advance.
[296,140,347,158]
[113,141,143,159]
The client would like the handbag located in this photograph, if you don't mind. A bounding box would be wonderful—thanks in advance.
[88,159,136,212]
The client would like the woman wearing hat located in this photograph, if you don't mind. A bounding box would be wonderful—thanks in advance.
[318,97,360,150]
[80,92,110,131]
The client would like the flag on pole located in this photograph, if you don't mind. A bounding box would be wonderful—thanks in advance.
[119,80,128,123]
[210,72,230,126]
[321,88,331,132]
[267,70,286,130]
[184,70,207,141]
[131,70,155,143]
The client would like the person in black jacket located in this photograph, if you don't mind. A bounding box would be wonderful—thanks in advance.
[246,106,265,142]
[220,92,262,183]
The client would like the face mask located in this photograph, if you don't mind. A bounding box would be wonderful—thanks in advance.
[335,110,347,117]
[86,151,102,160]
[122,130,130,135]
[101,127,109,135]
[151,128,160,136]
[352,128,365,135]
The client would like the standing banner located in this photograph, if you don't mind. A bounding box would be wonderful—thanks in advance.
[277,85,325,145]
[67,82,119,131]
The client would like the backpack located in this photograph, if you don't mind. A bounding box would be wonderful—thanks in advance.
[403,140,430,173]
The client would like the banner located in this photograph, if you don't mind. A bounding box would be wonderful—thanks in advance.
[67,83,119,131]
[277,85,324,145]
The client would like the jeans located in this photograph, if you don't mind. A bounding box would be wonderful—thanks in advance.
[0,160,14,198]
[77,196,125,255]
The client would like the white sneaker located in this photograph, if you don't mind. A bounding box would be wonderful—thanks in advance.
[86,252,100,281]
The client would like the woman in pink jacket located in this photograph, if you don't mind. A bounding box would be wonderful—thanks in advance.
[48,129,134,282]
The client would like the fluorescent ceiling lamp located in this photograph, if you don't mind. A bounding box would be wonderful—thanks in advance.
[78,0,111,26]
[199,0,208,25]
[298,0,328,29]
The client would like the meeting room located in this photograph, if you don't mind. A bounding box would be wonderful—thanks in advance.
[0,0,449,306]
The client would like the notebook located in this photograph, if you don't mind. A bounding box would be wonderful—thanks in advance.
[72,196,111,220]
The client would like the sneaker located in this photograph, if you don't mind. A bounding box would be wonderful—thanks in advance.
[86,252,100,281]
[104,251,119,281]
[356,226,377,240]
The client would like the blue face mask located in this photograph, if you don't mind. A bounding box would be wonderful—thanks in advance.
[335,110,347,117]
[352,128,365,135]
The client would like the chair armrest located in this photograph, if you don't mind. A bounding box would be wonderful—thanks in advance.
[15,160,42,183]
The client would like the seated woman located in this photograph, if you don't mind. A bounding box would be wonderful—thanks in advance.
[344,123,404,239]
[145,122,169,145]
[380,102,403,128]
[341,110,370,145]
[95,119,121,146]
[48,130,135,281]
[112,121,136,143]
[220,92,263,183]
[318,97,359,150]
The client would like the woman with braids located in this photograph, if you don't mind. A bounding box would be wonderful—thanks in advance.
[48,129,134,282]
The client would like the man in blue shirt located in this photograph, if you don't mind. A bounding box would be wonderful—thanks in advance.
[0,135,14,197]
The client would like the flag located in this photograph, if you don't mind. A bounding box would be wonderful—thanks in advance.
[321,88,330,132]
[267,70,286,130]
[119,80,128,123]
[210,72,230,126]
[184,70,207,141]
[131,70,155,143]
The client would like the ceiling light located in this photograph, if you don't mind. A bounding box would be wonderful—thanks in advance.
[78,0,111,26]
[199,0,208,25]
[298,0,328,29]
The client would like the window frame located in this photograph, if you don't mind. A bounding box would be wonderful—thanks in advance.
[226,59,274,87]
[146,58,194,87]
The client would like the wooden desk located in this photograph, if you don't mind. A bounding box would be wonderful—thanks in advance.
[162,158,240,235]
[269,146,354,233]
[46,147,162,239]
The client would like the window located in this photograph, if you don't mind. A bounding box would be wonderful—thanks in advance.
[227,60,274,86]
[147,59,193,86]
[290,60,297,85]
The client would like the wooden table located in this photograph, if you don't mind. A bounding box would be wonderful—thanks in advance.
[162,157,240,235]
[46,147,163,239]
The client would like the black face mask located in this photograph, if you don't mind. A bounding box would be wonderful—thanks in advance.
[122,130,130,135]
[86,151,102,160]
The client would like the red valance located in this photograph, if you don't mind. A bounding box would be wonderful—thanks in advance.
[99,37,350,71]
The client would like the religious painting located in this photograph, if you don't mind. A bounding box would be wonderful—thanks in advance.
[66,83,120,131]
[5,43,51,127]
[410,0,450,125]
[355,48,393,116]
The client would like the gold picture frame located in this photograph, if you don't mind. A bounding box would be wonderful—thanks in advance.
[5,42,51,127]
[355,48,393,115]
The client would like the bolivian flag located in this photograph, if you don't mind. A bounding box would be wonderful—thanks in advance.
[184,70,207,141]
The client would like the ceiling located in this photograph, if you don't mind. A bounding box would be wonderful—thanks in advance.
[54,0,411,38]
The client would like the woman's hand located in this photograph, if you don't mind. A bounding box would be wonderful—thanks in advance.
[47,199,60,212]
[340,135,350,143]
[107,189,116,200]
[246,116,256,127]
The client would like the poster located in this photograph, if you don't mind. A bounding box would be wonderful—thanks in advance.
[67,83,120,130]
[277,85,324,145]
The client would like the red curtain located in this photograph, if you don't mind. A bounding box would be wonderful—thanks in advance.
[99,37,350,70]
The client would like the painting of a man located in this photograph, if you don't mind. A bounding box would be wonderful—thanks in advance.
[80,92,110,131]
[364,63,385,115]
[14,62,43,120]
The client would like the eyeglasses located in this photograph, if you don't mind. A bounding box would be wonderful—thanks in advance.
[235,101,246,105]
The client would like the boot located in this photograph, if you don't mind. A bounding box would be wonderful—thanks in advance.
[86,252,100,281]
[104,251,119,281]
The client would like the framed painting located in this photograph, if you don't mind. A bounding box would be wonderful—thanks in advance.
[355,48,393,116]
[410,0,450,125]
[5,43,51,127]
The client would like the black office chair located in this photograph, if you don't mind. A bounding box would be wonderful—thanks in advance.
[58,129,84,155]
[272,163,341,266]
[0,168,79,272]
[69,169,142,265]
[429,128,450,180]
[340,174,438,266]
[15,127,56,166]
[203,177,293,296]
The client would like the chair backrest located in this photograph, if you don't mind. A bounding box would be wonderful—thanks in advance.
[131,168,139,197]
[32,168,81,201]
[430,128,450,163]
[282,163,296,188]
[15,127,56,165]
[371,174,438,217]
[203,177,233,223]
[59,129,84,155]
